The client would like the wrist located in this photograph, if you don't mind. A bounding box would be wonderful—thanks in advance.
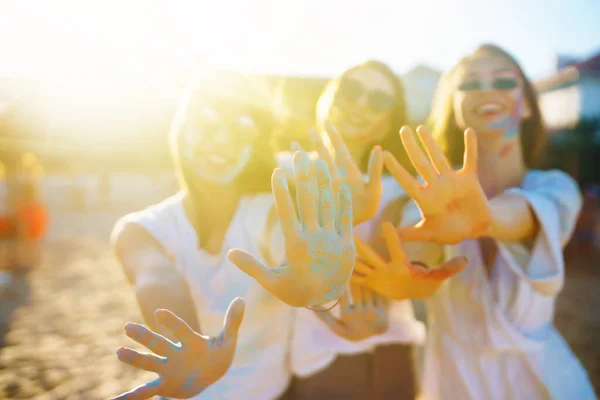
[485,193,504,233]
[307,296,343,312]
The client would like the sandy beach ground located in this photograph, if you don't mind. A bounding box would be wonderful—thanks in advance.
[0,197,598,399]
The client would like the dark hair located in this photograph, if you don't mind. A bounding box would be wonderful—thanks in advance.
[315,60,413,174]
[169,71,277,196]
[428,44,547,169]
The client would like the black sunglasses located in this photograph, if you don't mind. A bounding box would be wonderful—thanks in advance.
[336,79,396,112]
[458,77,519,92]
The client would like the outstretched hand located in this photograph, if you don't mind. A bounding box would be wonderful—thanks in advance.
[111,298,245,400]
[308,121,384,226]
[228,150,356,308]
[384,126,491,244]
[313,283,388,342]
[352,223,467,300]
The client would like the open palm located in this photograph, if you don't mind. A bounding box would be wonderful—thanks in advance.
[228,150,356,308]
[384,126,491,244]
[352,223,467,300]
[308,121,384,226]
[112,298,245,400]
[313,283,388,341]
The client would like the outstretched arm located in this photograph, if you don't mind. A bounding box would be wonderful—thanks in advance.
[112,298,245,400]
[486,193,539,241]
[111,220,200,341]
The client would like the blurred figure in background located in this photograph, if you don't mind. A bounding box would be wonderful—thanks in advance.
[14,153,48,274]
[0,159,14,346]
[0,160,11,271]
[0,153,48,346]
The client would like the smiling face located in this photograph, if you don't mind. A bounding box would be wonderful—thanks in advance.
[453,54,532,140]
[328,67,396,143]
[180,102,259,185]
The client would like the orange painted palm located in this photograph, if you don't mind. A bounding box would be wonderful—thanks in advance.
[352,223,467,300]
[383,126,491,244]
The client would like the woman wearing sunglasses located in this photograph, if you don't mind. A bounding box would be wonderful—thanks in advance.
[356,44,596,399]
[110,70,359,400]
[285,60,423,400]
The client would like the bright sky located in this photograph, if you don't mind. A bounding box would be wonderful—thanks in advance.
[0,0,599,80]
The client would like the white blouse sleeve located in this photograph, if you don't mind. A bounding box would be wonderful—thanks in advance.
[498,169,582,296]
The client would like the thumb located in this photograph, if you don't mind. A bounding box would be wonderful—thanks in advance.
[433,256,468,279]
[222,297,245,339]
[291,141,305,153]
[228,249,275,291]
[408,256,468,281]
[396,225,432,242]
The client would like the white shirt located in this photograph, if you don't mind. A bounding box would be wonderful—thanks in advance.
[123,192,294,400]
[276,151,425,377]
[401,170,596,400]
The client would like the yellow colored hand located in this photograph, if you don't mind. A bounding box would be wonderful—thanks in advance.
[352,223,467,300]
[384,126,491,244]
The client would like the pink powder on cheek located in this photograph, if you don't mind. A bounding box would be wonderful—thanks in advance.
[498,142,515,158]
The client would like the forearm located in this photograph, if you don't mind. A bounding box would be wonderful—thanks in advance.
[135,277,200,342]
[486,192,539,242]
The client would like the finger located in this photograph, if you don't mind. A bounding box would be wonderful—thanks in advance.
[116,347,167,374]
[381,222,409,265]
[462,128,478,174]
[228,249,275,291]
[291,141,305,153]
[154,309,195,348]
[325,121,362,177]
[371,290,381,307]
[221,297,245,340]
[416,125,451,174]
[110,378,161,400]
[339,289,352,315]
[315,160,336,229]
[361,285,372,308]
[313,310,346,335]
[353,258,374,276]
[367,146,384,191]
[337,184,353,238]
[293,150,319,230]
[350,275,366,286]
[308,127,341,183]
[272,168,301,237]
[353,235,386,269]
[396,224,433,243]
[349,283,364,309]
[399,126,437,182]
[124,322,174,356]
[408,256,468,281]
[383,151,422,200]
